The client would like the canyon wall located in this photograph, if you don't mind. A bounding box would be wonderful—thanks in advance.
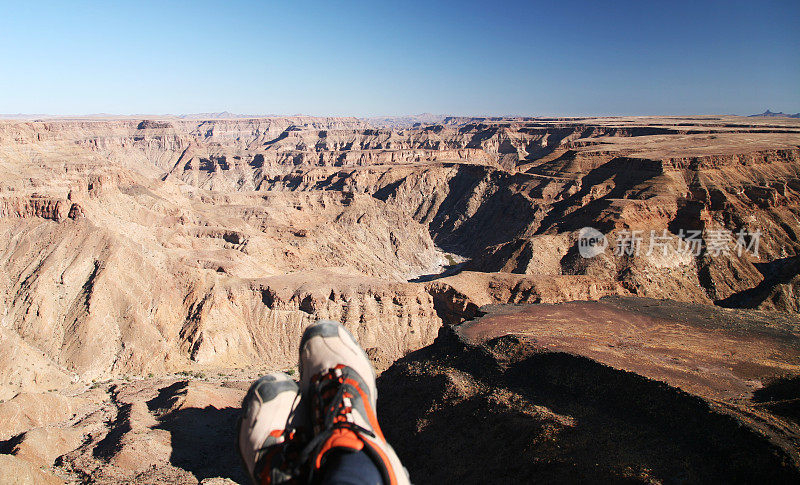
[0,115,799,401]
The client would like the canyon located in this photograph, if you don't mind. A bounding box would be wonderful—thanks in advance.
[0,114,799,483]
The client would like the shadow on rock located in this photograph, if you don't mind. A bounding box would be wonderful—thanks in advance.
[753,375,800,424]
[155,405,245,483]
[378,328,800,484]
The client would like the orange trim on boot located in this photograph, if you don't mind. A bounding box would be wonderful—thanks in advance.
[343,377,386,442]
[341,378,397,484]
[314,428,364,469]
[259,447,280,485]
[363,439,398,485]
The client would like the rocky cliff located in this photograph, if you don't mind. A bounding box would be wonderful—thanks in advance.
[0,115,799,482]
[2,115,799,399]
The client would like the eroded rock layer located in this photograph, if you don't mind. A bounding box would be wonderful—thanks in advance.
[2,115,800,394]
[0,115,799,481]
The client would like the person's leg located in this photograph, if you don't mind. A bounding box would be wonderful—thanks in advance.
[237,372,310,485]
[299,320,410,485]
[320,450,382,485]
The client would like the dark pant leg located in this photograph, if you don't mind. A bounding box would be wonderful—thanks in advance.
[320,450,383,485]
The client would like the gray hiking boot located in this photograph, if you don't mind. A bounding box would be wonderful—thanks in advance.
[298,320,410,485]
[237,372,310,484]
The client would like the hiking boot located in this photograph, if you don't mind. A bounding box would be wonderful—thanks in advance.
[299,320,410,485]
[237,372,310,484]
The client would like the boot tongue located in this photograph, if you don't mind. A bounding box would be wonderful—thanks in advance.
[314,428,364,469]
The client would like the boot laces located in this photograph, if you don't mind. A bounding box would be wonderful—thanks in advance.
[300,367,375,465]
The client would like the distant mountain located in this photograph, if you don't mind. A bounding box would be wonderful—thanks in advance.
[176,111,278,119]
[0,113,50,119]
[364,113,447,128]
[0,112,282,120]
[749,109,800,118]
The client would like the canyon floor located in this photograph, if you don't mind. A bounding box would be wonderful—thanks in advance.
[0,114,798,483]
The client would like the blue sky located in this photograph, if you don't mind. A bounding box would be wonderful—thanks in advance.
[1,0,798,116]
